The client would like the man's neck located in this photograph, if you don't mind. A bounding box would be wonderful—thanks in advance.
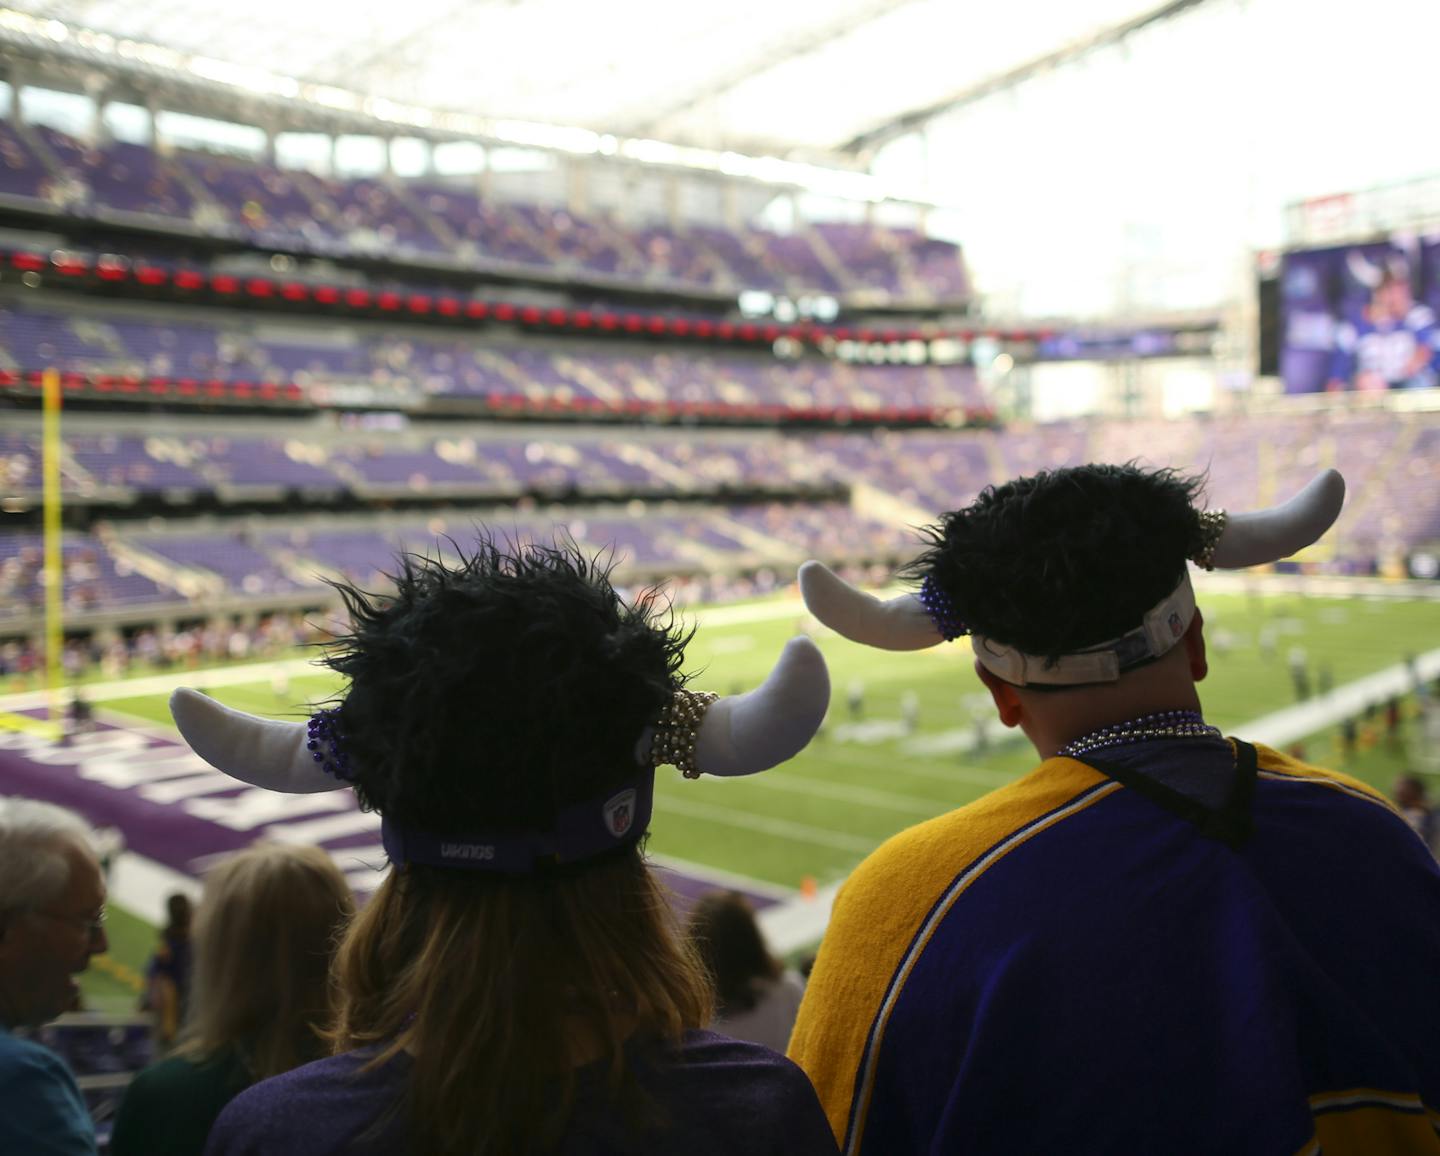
[1028,686,1206,761]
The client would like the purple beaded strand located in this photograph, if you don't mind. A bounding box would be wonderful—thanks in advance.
[1057,709,1222,759]
[919,575,968,642]
[306,708,355,782]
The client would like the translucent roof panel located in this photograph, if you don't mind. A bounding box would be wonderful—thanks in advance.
[12,0,1167,156]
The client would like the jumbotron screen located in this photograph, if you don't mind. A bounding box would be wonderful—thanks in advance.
[1281,236,1440,393]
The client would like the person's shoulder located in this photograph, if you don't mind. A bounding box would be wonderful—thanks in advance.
[667,1032,837,1152]
[1252,743,1393,807]
[0,1030,73,1084]
[0,1033,91,1151]
[668,1030,814,1092]
[121,1051,196,1105]
[1406,303,1437,329]
[207,1050,396,1154]
[222,1049,372,1111]
[1252,744,1432,854]
[840,757,1109,913]
[126,1048,247,1101]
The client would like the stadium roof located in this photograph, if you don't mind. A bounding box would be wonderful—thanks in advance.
[5,0,1186,161]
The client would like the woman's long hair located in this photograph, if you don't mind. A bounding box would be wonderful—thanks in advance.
[329,846,713,1155]
[179,843,355,1079]
[686,890,782,1017]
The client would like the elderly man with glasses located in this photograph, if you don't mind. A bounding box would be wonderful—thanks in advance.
[0,796,108,1155]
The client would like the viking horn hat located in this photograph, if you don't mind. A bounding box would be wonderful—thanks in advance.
[169,635,830,795]
[800,469,1346,654]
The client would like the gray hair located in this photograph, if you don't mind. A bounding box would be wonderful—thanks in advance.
[0,797,97,913]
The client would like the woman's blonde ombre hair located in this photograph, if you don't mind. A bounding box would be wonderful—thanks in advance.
[180,842,354,1080]
[329,847,713,1155]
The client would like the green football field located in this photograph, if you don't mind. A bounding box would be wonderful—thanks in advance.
[94,586,1440,891]
[61,584,1440,1009]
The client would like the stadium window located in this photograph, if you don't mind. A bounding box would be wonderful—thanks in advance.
[276,133,333,175]
[795,192,863,225]
[870,131,924,195]
[155,111,265,159]
[390,137,430,178]
[487,147,554,173]
[433,141,485,175]
[335,135,386,177]
[19,86,94,139]
[758,194,796,235]
[101,102,151,145]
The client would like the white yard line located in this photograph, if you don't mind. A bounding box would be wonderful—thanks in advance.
[654,795,878,854]
[648,853,795,902]
[0,657,323,714]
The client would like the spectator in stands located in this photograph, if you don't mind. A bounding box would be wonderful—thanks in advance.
[1392,774,1437,856]
[167,538,834,1155]
[0,796,106,1156]
[111,844,353,1156]
[687,891,805,1054]
[139,892,194,1051]
[791,466,1440,1155]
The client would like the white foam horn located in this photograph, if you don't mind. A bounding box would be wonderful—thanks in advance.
[1211,469,1346,570]
[690,635,831,776]
[169,688,343,794]
[797,559,943,651]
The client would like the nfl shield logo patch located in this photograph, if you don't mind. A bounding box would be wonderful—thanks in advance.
[1167,611,1184,637]
[603,789,637,838]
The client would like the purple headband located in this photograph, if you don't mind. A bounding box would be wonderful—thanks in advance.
[918,575,969,642]
[381,774,653,873]
[308,708,652,873]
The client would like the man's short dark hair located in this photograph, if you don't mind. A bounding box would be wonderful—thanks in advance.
[322,537,689,834]
[904,463,1206,663]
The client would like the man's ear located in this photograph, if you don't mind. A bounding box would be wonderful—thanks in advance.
[1185,608,1208,683]
[974,660,1024,728]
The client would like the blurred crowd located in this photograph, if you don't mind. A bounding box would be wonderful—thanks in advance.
[0,613,316,691]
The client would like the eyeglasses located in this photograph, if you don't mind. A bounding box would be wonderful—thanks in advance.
[29,907,107,940]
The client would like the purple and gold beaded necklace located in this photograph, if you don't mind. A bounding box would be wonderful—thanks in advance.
[1056,709,1223,760]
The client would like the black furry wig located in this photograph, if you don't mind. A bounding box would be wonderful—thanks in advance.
[901,463,1207,663]
[319,537,690,835]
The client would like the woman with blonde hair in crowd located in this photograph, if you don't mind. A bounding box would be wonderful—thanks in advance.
[110,843,354,1156]
[168,539,837,1155]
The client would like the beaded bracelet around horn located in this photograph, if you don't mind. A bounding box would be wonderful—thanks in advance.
[306,708,356,782]
[919,575,969,642]
[649,689,720,779]
[1191,509,1228,571]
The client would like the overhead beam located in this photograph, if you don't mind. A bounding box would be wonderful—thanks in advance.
[630,0,925,139]
[839,0,1214,157]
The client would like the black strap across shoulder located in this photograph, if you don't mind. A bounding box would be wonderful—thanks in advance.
[1077,739,1257,850]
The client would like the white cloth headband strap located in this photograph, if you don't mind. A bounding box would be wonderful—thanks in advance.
[971,571,1197,687]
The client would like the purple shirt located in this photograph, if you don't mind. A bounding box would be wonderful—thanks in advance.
[204,1029,837,1155]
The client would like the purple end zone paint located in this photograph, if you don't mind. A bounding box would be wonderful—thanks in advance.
[0,713,781,912]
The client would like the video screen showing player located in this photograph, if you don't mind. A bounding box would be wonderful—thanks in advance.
[1280,240,1440,393]
[1328,252,1438,391]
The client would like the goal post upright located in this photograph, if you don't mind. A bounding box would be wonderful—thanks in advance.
[42,366,64,738]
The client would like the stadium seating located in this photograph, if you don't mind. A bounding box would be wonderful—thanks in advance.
[0,117,968,301]
[4,410,1437,627]
[0,301,986,414]
[0,533,171,619]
